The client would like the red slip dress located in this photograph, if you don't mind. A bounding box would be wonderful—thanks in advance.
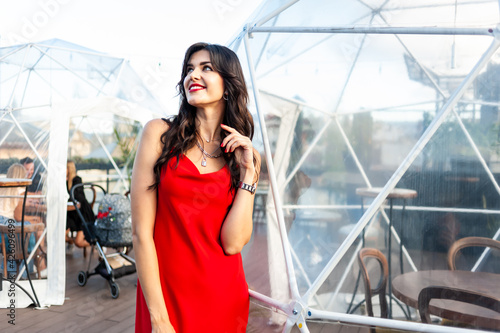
[135,154,249,333]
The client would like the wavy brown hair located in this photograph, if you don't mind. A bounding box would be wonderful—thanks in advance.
[150,42,257,190]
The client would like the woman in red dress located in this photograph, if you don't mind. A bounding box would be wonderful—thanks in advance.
[131,42,260,333]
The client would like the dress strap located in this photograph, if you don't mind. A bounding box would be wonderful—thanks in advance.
[161,118,168,123]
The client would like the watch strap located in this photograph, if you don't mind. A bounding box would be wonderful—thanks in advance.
[238,181,256,194]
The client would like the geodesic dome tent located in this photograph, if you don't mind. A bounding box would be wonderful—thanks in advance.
[232,1,500,332]
[0,39,164,307]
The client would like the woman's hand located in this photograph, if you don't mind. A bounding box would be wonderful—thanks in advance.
[220,123,254,172]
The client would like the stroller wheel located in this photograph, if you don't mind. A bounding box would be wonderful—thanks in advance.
[77,271,87,286]
[110,281,120,299]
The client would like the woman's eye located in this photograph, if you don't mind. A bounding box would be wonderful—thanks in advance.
[186,68,193,73]
[203,65,213,71]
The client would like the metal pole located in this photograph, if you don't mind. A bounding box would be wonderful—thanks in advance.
[283,203,500,215]
[308,308,486,333]
[250,26,495,36]
[243,28,301,301]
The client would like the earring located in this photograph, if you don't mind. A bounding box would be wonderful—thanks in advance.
[223,92,228,101]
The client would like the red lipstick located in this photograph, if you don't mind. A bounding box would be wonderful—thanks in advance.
[189,83,205,92]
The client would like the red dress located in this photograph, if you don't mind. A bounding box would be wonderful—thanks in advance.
[135,155,249,333]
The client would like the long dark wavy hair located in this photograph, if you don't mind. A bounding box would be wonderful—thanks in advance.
[150,42,257,190]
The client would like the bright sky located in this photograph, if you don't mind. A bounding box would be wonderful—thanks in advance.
[0,0,263,112]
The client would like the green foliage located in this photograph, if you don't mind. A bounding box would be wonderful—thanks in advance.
[112,121,140,184]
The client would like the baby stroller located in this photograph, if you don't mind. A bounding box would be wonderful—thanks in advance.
[70,183,136,298]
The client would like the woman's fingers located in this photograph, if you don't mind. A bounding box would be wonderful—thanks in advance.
[220,124,254,168]
[223,133,241,151]
[220,123,234,133]
[222,133,251,153]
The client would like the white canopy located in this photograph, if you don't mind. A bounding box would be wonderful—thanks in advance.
[0,39,164,307]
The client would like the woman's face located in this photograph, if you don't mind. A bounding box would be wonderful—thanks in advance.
[183,50,225,109]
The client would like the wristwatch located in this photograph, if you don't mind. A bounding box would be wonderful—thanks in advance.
[238,181,257,194]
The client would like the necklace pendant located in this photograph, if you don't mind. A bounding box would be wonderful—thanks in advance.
[201,160,207,167]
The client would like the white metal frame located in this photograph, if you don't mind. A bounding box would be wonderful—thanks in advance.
[235,0,500,331]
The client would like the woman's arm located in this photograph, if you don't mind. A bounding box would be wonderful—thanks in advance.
[131,119,176,332]
[220,124,261,255]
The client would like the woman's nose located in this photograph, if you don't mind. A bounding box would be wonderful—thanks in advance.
[190,67,200,80]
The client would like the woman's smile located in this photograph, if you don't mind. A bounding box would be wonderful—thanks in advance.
[188,83,206,92]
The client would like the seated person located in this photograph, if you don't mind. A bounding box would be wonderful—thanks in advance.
[20,156,44,194]
[20,157,34,180]
[0,163,46,277]
[66,160,94,248]
[18,156,45,225]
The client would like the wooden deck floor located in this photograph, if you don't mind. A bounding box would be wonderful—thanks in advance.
[0,223,379,333]
[0,246,138,333]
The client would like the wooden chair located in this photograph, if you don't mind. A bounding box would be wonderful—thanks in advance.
[418,286,500,327]
[0,223,45,279]
[448,236,500,271]
[358,248,389,322]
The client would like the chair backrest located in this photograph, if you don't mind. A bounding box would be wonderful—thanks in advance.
[0,224,44,260]
[358,247,389,319]
[0,223,44,278]
[418,286,500,325]
[84,184,97,209]
[448,237,500,271]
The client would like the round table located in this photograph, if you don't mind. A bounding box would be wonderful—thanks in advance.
[392,270,500,330]
[0,178,32,188]
[355,187,418,200]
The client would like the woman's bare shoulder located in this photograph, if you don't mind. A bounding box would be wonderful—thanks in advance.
[138,119,171,156]
[140,118,170,141]
[144,118,170,133]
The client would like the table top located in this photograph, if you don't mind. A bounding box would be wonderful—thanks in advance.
[444,176,480,183]
[295,210,342,223]
[392,270,500,330]
[0,178,32,187]
[356,187,417,199]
